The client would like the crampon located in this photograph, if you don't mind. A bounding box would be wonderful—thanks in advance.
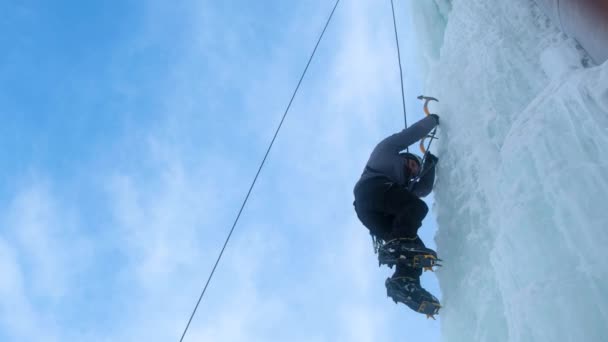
[386,276,441,319]
[378,240,442,271]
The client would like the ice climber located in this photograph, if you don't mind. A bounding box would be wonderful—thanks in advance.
[353,114,441,316]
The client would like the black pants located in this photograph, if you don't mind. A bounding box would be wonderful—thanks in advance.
[354,176,429,278]
[354,177,428,241]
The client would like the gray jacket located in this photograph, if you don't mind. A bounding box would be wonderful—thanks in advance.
[354,115,438,197]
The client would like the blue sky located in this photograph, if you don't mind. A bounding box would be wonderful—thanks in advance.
[1,1,441,341]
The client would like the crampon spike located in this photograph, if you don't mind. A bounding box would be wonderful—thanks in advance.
[418,301,441,318]
[413,254,437,268]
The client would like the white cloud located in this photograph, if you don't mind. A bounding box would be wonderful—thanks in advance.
[5,185,88,298]
[0,183,84,342]
[0,1,436,341]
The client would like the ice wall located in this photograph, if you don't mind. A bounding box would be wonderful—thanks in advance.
[411,1,608,341]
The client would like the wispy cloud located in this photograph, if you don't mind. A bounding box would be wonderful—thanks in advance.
[0,1,439,341]
[0,182,87,342]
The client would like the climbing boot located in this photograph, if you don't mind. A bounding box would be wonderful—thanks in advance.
[385,276,441,318]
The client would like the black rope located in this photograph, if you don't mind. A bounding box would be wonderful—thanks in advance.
[423,130,438,155]
[178,1,341,341]
[390,0,408,130]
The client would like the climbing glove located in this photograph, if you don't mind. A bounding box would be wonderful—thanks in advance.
[429,114,440,125]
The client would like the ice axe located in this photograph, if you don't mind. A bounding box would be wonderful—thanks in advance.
[417,95,439,154]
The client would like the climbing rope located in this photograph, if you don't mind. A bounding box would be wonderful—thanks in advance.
[177,1,341,341]
[390,0,408,131]
[370,0,412,252]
